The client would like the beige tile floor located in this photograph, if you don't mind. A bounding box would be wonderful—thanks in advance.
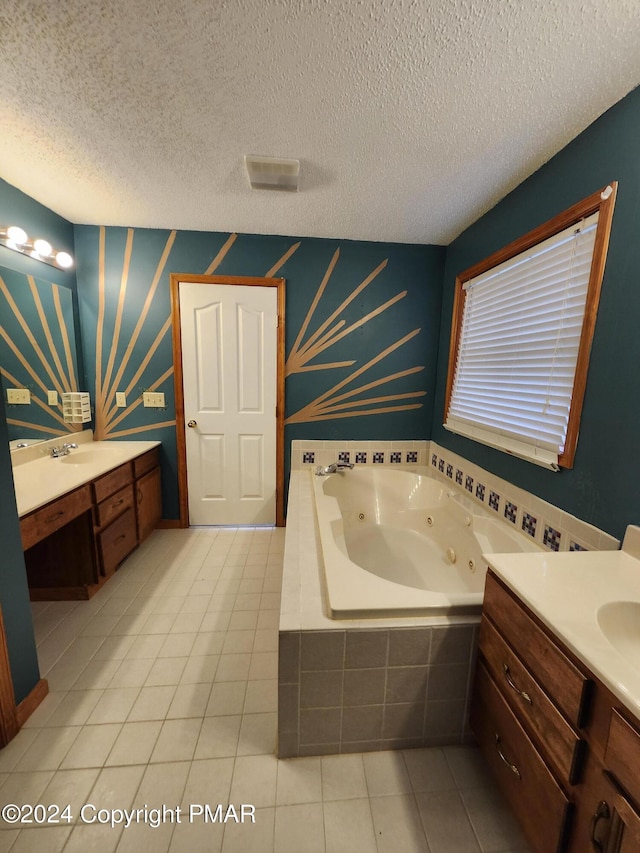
[0,527,531,852]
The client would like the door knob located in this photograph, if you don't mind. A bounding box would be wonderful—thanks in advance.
[187,419,197,428]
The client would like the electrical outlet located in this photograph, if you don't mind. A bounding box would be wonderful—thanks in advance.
[143,391,165,408]
[116,392,127,407]
[47,390,58,405]
[7,388,31,404]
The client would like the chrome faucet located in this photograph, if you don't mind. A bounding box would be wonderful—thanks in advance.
[50,442,78,458]
[315,461,354,476]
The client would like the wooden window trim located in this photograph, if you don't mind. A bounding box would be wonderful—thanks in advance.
[444,182,617,469]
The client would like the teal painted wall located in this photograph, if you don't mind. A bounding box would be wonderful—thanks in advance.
[0,180,79,702]
[72,226,445,519]
[0,396,41,703]
[432,85,640,542]
[0,398,40,703]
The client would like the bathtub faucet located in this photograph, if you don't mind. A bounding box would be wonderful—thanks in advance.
[315,461,354,475]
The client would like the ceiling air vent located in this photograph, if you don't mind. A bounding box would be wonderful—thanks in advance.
[244,155,300,192]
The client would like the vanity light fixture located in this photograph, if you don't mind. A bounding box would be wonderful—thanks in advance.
[0,225,74,270]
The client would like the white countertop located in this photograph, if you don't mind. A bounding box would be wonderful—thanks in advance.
[484,538,640,720]
[11,433,160,517]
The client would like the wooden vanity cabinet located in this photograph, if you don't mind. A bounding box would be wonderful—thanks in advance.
[472,570,640,853]
[133,448,162,542]
[21,485,97,599]
[20,447,162,600]
[471,571,585,852]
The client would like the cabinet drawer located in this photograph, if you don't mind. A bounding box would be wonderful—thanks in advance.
[605,709,640,809]
[21,485,92,550]
[133,448,159,478]
[92,462,133,503]
[471,661,571,853]
[95,484,134,529]
[97,507,137,576]
[484,572,590,727]
[479,616,584,784]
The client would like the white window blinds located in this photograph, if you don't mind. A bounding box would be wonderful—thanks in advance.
[444,211,599,469]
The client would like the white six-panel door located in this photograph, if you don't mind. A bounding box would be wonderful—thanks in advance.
[179,282,278,525]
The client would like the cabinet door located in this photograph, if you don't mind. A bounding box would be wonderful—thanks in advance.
[607,790,640,853]
[136,468,161,542]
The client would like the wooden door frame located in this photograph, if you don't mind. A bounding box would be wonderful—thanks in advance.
[170,274,286,528]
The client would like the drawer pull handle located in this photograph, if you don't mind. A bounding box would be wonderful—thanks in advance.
[589,800,610,851]
[45,511,65,524]
[112,499,124,508]
[494,734,521,779]
[503,664,532,704]
[115,534,127,542]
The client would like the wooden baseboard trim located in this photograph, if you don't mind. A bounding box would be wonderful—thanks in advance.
[156,519,182,529]
[16,679,49,729]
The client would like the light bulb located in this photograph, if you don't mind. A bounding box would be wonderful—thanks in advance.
[33,238,53,257]
[6,226,28,244]
[55,251,73,269]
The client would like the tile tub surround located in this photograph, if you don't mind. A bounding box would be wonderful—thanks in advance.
[280,468,482,758]
[278,625,477,758]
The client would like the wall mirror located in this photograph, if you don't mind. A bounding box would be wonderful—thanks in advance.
[0,265,82,446]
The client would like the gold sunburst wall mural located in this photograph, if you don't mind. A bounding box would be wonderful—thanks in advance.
[284,250,426,423]
[69,226,445,518]
[0,267,82,441]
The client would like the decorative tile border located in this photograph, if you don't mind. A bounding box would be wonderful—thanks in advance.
[428,441,620,553]
[292,440,428,473]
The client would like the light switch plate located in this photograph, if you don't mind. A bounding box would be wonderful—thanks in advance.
[47,390,58,405]
[143,391,165,408]
[116,392,127,407]
[7,388,31,404]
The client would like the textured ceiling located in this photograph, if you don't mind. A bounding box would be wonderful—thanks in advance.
[1,0,639,245]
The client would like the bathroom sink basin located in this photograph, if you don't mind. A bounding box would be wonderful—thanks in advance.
[597,601,640,672]
[58,449,122,465]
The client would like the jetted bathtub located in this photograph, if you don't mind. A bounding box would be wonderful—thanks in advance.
[312,466,542,618]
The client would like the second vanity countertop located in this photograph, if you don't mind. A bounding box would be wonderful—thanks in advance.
[484,542,640,721]
[12,432,160,517]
